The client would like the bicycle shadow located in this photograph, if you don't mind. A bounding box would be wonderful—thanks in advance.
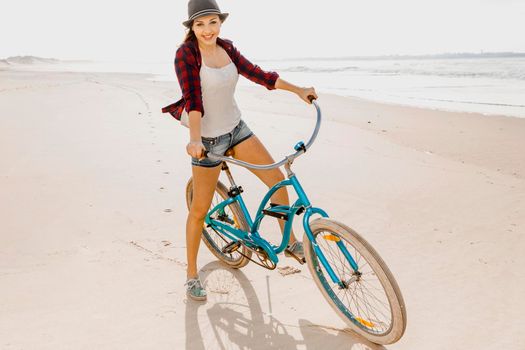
[184,261,386,350]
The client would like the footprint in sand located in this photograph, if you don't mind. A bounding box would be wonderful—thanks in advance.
[277,266,301,276]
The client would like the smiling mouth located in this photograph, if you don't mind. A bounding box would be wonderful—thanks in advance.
[202,34,214,40]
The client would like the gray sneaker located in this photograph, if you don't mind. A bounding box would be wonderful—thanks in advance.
[185,278,207,301]
[285,241,304,261]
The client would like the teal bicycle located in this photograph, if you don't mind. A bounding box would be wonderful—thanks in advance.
[185,97,407,345]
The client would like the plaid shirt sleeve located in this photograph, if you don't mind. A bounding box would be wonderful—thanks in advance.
[228,42,279,90]
[175,45,204,115]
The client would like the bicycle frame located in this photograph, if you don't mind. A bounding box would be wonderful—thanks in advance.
[204,167,360,286]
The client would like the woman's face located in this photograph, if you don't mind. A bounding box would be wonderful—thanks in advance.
[191,14,221,46]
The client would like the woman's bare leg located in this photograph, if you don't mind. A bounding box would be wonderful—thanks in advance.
[231,135,298,244]
[186,164,222,278]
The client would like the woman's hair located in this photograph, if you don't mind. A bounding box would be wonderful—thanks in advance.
[183,26,197,43]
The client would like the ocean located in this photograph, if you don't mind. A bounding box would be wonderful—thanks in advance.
[26,53,525,118]
[255,54,525,118]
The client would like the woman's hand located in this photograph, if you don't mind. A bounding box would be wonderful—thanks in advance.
[186,140,206,159]
[296,86,318,104]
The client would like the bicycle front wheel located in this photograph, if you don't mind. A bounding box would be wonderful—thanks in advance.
[304,218,406,345]
[186,178,252,268]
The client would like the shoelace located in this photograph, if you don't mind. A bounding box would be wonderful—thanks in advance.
[185,278,201,290]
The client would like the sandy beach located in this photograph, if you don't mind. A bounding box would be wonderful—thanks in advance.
[1,67,524,349]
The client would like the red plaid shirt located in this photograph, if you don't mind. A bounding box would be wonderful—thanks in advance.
[161,37,279,120]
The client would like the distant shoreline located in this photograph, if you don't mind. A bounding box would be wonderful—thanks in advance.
[259,52,525,62]
[2,52,525,64]
[0,56,91,65]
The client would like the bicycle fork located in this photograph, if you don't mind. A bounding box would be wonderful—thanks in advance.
[303,208,360,289]
[287,172,360,287]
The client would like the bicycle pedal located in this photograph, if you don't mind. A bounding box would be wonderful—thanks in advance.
[222,241,241,254]
[262,208,289,221]
[284,249,306,265]
[217,214,235,225]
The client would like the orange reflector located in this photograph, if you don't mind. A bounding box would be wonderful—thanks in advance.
[323,234,340,242]
[356,317,375,328]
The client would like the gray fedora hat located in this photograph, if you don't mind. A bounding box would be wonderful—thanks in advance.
[183,0,229,28]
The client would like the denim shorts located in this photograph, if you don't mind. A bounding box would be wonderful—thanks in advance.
[192,119,254,168]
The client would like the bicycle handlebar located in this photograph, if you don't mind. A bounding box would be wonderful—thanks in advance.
[204,96,321,170]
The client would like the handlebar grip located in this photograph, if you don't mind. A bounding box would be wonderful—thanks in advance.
[308,95,316,103]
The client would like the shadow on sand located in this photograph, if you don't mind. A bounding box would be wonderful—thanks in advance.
[185,261,386,350]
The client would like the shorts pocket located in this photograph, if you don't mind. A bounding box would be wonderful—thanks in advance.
[201,137,215,152]
[201,136,215,141]
[201,136,217,143]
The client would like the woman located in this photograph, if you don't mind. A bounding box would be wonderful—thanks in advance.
[162,0,318,301]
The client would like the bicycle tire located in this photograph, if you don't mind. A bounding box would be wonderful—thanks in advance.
[186,177,252,268]
[303,218,406,344]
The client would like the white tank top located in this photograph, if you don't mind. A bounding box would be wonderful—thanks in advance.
[193,58,242,137]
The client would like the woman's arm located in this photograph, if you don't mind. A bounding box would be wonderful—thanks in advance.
[275,77,318,104]
[175,46,205,117]
[188,111,202,142]
[226,40,318,104]
[186,111,206,159]
[174,45,206,159]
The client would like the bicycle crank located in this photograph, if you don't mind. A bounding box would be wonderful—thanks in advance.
[284,247,306,265]
[209,226,276,270]
[221,240,241,254]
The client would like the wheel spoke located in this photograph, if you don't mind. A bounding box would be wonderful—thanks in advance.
[356,283,390,331]
[311,227,395,336]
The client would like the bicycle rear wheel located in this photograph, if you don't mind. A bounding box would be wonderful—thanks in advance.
[186,178,252,268]
[303,218,406,344]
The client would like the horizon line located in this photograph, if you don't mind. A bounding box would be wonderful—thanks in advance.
[2,51,525,63]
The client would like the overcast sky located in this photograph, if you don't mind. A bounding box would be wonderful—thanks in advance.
[1,0,524,62]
